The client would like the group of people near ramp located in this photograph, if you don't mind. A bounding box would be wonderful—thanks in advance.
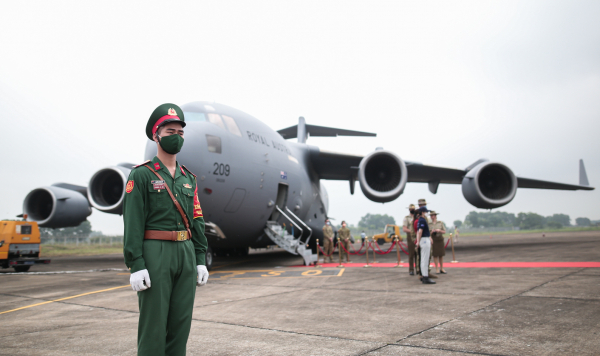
[402,199,448,284]
[321,219,352,263]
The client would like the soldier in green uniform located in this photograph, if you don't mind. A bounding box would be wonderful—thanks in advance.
[322,219,335,263]
[338,221,352,262]
[402,204,417,275]
[123,103,209,356]
[429,211,447,274]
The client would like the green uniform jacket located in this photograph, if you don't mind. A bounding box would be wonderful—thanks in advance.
[338,227,351,240]
[123,156,208,273]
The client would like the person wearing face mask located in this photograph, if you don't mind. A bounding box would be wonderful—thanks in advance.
[402,204,417,275]
[123,103,209,356]
[415,207,436,284]
[322,219,335,263]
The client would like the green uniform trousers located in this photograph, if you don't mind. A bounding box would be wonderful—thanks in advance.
[323,238,334,262]
[138,240,197,356]
[340,240,351,262]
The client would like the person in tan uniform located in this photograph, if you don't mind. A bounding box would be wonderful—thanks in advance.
[430,211,447,274]
[402,204,417,275]
[417,199,436,278]
[322,219,335,263]
[338,221,352,262]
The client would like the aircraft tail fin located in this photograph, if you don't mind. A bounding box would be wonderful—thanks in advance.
[580,159,590,186]
[278,118,376,143]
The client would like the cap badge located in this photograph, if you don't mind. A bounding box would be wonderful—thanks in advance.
[168,108,177,116]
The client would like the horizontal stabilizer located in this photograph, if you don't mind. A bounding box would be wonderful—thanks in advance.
[278,123,376,140]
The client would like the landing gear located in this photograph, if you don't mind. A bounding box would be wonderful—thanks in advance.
[213,247,248,257]
[235,247,249,256]
[205,246,213,271]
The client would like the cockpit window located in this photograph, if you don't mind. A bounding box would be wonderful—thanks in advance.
[222,115,242,137]
[206,134,221,154]
[184,112,206,122]
[207,113,226,130]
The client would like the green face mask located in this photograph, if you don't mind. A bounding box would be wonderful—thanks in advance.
[158,134,184,154]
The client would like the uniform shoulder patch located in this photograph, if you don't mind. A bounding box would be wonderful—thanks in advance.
[132,160,152,169]
[126,180,135,193]
[181,165,197,177]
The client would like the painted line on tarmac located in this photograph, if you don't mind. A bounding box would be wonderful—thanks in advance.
[0,285,131,315]
[210,259,251,270]
[0,268,129,275]
[211,268,345,280]
[293,262,600,268]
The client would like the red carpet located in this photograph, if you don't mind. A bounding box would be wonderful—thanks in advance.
[294,262,600,268]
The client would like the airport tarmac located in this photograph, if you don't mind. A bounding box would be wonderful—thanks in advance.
[1,230,599,355]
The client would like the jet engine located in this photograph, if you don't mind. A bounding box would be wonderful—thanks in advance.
[88,163,134,214]
[358,150,407,203]
[461,161,517,209]
[23,184,92,228]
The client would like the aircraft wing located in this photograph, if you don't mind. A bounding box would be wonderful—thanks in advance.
[308,147,362,180]
[516,177,594,190]
[308,147,594,193]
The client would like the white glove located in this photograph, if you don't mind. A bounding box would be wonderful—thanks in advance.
[130,269,151,291]
[197,265,209,286]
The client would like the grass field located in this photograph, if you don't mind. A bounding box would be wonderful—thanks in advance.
[41,244,123,257]
[38,227,600,257]
[457,226,600,237]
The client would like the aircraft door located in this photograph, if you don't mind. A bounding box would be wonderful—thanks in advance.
[269,183,288,221]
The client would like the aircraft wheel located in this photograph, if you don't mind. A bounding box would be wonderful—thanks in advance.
[13,266,30,273]
[205,246,213,271]
[213,248,229,257]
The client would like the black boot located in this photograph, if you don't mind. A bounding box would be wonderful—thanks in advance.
[422,277,436,284]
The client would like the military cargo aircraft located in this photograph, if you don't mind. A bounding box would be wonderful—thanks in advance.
[22,102,594,268]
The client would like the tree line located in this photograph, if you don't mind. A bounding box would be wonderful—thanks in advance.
[39,220,94,238]
[353,212,596,231]
[454,211,595,230]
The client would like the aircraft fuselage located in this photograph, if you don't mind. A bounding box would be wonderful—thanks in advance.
[144,102,327,249]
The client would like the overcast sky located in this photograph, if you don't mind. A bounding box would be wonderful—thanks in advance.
[1,1,598,234]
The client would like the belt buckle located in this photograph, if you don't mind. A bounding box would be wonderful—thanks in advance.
[177,231,187,241]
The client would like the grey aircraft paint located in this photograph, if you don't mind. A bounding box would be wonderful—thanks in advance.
[144,102,329,250]
[23,101,594,262]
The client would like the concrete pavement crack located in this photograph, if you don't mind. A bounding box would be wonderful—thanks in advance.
[394,268,585,346]
[0,322,90,339]
[189,316,384,345]
[390,344,509,356]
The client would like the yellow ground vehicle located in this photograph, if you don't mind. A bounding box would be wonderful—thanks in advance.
[0,219,50,272]
[373,224,402,245]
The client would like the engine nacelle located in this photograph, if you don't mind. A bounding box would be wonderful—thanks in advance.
[88,163,134,214]
[358,150,407,203]
[23,184,92,228]
[462,162,517,209]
